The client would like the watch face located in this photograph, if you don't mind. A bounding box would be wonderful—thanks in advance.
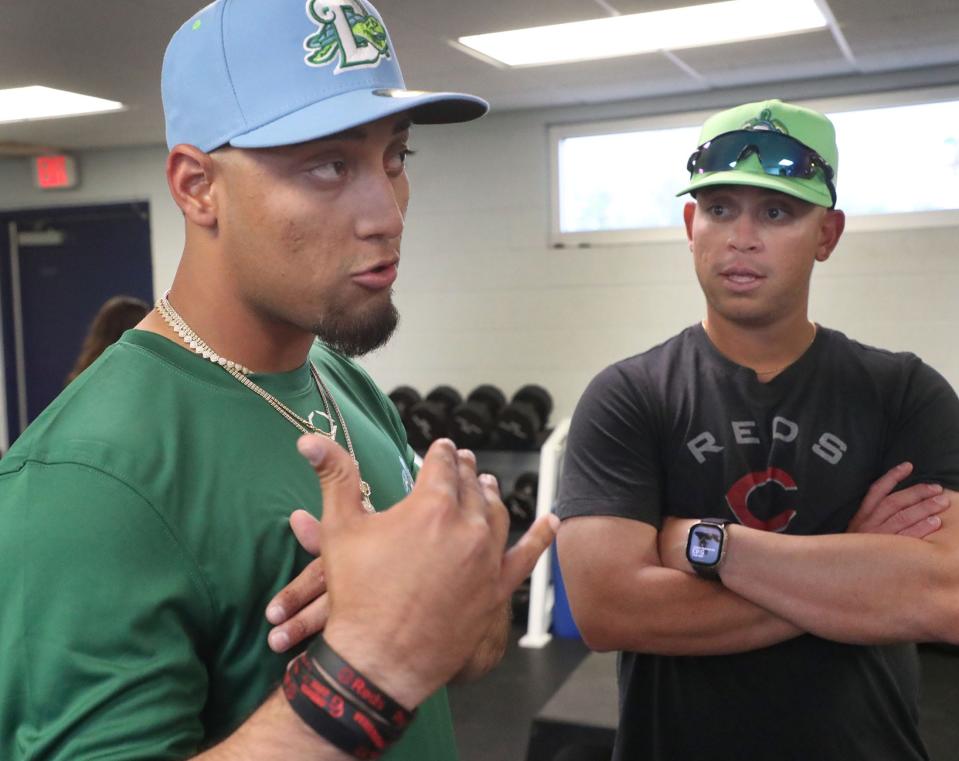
[688,524,724,566]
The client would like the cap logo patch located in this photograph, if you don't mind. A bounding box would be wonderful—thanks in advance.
[741,108,789,135]
[304,0,391,73]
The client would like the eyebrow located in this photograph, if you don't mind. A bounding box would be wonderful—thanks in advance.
[320,118,413,143]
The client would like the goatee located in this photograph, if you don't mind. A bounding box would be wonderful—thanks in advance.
[313,299,399,358]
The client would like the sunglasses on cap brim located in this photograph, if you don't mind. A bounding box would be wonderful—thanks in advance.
[686,129,837,207]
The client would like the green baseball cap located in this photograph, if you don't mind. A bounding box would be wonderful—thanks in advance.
[677,99,839,208]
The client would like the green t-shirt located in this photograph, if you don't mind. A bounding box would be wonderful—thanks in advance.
[0,330,457,760]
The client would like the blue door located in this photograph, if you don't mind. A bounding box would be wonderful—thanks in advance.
[0,202,153,446]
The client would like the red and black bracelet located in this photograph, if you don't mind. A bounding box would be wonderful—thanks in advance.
[309,634,416,732]
[283,638,416,759]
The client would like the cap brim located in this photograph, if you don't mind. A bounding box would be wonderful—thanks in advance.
[228,88,488,148]
[676,171,833,208]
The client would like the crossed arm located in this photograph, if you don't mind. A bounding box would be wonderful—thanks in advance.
[659,490,959,645]
[558,466,958,656]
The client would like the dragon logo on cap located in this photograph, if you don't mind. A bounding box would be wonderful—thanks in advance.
[304,1,391,73]
[741,108,789,135]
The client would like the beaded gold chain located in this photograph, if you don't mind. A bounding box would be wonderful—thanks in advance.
[156,293,374,512]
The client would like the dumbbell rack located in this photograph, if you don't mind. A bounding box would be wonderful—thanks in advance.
[474,450,540,506]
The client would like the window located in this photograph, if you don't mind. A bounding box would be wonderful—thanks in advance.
[550,89,959,245]
[831,101,959,217]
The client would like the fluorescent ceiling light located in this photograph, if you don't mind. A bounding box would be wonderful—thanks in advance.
[0,86,124,125]
[457,0,827,67]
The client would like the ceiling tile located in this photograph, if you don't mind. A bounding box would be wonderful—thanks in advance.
[841,13,959,71]
[826,0,958,22]
[373,0,609,37]
[675,31,855,87]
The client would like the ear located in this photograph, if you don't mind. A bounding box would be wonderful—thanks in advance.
[815,209,845,262]
[683,201,697,250]
[166,144,218,228]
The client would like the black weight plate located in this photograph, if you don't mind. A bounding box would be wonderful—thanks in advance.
[495,405,538,449]
[388,385,421,420]
[513,384,553,424]
[425,385,462,411]
[467,384,506,416]
[513,471,539,496]
[450,403,492,449]
[408,402,448,449]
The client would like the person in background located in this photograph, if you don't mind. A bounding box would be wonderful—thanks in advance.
[64,295,150,384]
[557,99,959,761]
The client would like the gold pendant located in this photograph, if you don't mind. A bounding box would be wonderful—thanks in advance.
[360,479,375,513]
[307,410,337,440]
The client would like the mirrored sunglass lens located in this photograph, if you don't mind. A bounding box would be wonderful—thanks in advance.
[693,132,815,178]
[753,134,814,177]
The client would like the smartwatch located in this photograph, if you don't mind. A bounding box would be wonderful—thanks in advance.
[685,519,733,580]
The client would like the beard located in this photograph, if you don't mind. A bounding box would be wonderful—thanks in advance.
[311,292,400,358]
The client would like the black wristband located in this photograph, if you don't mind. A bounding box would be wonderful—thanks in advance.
[283,652,390,759]
[308,634,416,733]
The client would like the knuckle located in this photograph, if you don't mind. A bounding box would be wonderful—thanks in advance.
[889,508,911,529]
[425,478,459,506]
[306,559,326,585]
[898,523,924,538]
[274,588,300,611]
[287,616,309,643]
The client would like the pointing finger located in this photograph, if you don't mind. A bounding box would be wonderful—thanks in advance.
[499,513,559,600]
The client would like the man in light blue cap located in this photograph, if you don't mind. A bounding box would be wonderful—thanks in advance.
[557,99,959,760]
[0,2,556,759]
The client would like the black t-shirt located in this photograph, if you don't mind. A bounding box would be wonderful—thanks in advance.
[557,324,959,761]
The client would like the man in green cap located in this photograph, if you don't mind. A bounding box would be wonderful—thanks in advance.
[556,99,959,759]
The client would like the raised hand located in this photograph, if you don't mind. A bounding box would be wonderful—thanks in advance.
[291,434,556,709]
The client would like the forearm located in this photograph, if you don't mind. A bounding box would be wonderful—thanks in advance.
[560,516,802,656]
[451,601,511,683]
[720,524,959,644]
[196,623,431,760]
[195,690,350,761]
[577,563,801,655]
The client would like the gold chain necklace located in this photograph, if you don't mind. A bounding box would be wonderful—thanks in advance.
[156,293,374,513]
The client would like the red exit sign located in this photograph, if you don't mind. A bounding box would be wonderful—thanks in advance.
[34,154,78,190]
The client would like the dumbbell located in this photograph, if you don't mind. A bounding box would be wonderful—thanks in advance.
[504,472,538,530]
[406,385,462,450]
[388,385,420,422]
[388,385,421,444]
[494,385,554,450]
[449,384,507,449]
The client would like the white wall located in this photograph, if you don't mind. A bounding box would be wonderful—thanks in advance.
[2,97,957,430]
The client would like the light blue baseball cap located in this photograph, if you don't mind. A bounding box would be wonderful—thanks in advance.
[162,0,489,151]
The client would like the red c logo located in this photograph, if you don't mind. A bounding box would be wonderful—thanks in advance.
[725,467,797,532]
